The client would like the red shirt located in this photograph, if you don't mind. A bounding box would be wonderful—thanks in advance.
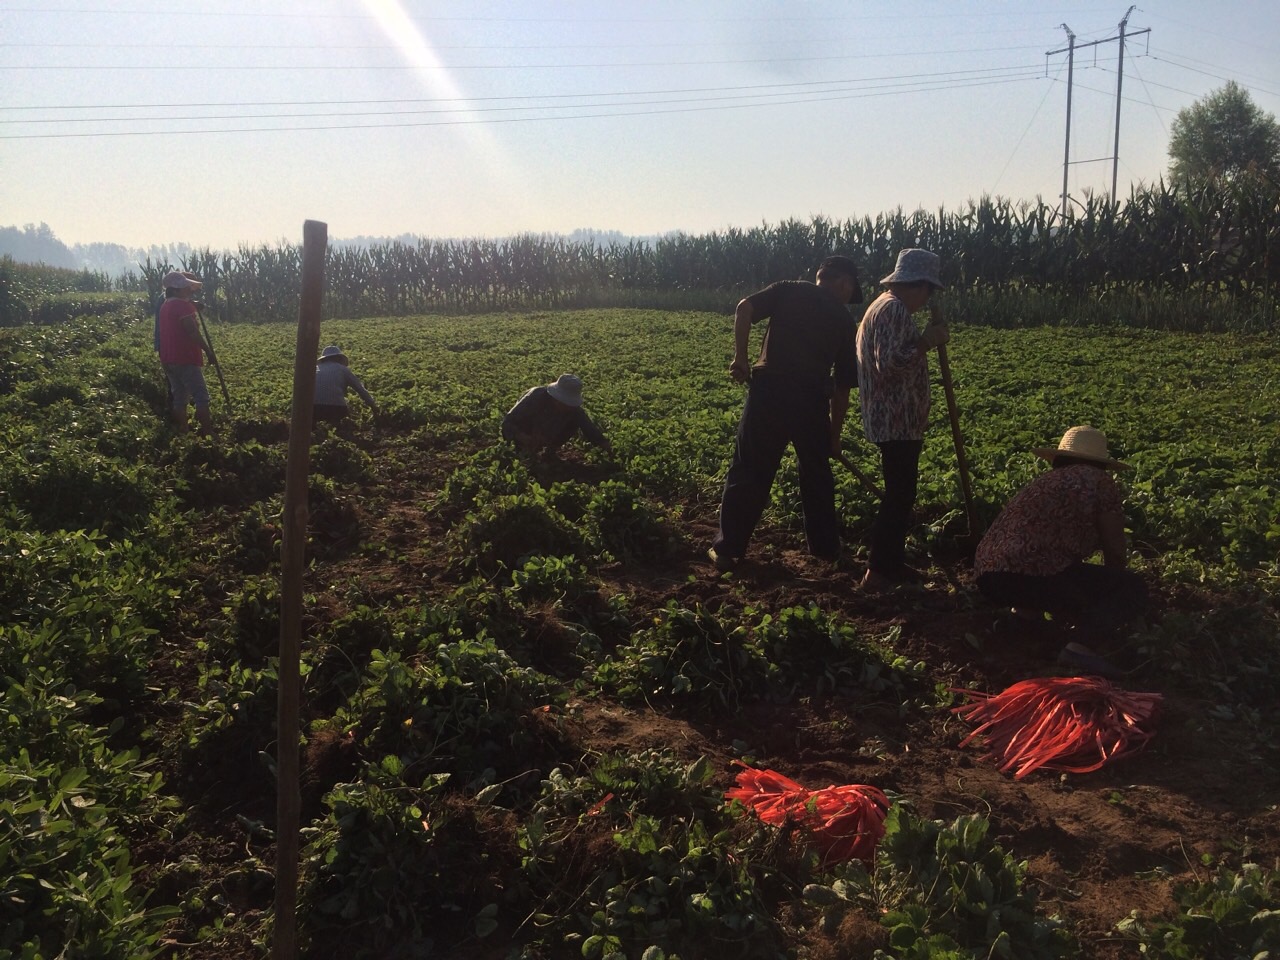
[974,464,1125,576]
[158,299,203,366]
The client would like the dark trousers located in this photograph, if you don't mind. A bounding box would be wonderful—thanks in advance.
[977,564,1148,644]
[713,373,838,560]
[869,438,923,575]
[501,418,574,454]
[314,404,349,423]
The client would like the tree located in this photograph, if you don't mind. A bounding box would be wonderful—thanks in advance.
[1167,81,1280,184]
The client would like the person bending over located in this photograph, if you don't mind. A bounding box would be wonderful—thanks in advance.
[501,373,610,457]
[974,425,1148,673]
[314,345,378,424]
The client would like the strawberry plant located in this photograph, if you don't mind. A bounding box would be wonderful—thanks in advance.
[519,751,785,959]
[805,807,1074,959]
[298,764,512,959]
[1116,861,1280,959]
[592,603,774,712]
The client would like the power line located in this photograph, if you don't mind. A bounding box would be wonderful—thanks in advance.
[1147,52,1280,100]
[4,5,1120,24]
[0,62,1048,113]
[2,69,1048,127]
[0,42,1051,72]
[0,74,1044,140]
[991,57,1067,194]
[0,24,1116,51]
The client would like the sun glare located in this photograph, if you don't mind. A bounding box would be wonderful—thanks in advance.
[361,0,522,217]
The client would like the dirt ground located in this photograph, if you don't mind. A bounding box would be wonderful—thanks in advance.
[152,436,1280,958]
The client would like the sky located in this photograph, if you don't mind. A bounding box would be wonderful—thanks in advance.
[2,0,1278,251]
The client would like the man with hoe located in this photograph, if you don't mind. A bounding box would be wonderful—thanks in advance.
[156,270,217,436]
[709,254,863,572]
[856,248,950,590]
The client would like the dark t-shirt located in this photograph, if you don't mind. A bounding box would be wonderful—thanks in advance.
[746,280,857,389]
[501,386,607,448]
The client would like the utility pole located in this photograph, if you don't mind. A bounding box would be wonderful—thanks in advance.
[1111,5,1135,201]
[1058,24,1075,218]
[1046,10,1151,215]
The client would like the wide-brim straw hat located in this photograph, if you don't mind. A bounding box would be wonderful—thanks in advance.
[879,248,944,289]
[546,373,584,407]
[162,270,202,290]
[1033,425,1130,470]
[317,344,348,365]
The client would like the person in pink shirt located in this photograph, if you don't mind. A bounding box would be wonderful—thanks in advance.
[156,270,216,436]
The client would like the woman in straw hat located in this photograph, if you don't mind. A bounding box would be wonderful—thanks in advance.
[501,373,611,457]
[856,248,950,589]
[973,426,1148,674]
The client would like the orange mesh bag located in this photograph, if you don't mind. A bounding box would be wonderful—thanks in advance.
[952,676,1161,779]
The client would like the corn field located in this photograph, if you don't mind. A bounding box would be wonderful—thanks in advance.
[122,173,1278,332]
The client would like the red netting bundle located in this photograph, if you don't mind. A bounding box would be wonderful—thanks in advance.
[725,764,889,864]
[952,676,1162,779]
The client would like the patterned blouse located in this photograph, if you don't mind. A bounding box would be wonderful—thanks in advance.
[974,464,1125,576]
[856,292,930,442]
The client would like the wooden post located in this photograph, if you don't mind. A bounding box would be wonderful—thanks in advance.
[274,219,327,960]
[936,343,980,540]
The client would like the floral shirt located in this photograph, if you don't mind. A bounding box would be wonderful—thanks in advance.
[974,464,1125,576]
[856,292,929,442]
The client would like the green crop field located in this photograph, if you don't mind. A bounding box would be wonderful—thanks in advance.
[2,306,1278,959]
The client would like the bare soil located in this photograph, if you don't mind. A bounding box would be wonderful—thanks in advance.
[147,436,1280,959]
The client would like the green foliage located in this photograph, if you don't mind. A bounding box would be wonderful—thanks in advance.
[1168,81,1280,184]
[449,490,588,575]
[755,605,927,703]
[2,441,154,536]
[310,432,374,485]
[342,637,558,784]
[1117,861,1280,959]
[155,192,1280,329]
[583,479,680,561]
[437,445,534,515]
[33,292,146,326]
[0,257,122,327]
[592,603,773,712]
[3,304,1278,960]
[805,807,1073,959]
[519,752,784,959]
[299,765,507,959]
[0,669,176,959]
[171,437,286,506]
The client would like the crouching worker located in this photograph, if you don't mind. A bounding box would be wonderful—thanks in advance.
[157,270,215,436]
[501,373,611,457]
[973,426,1148,675]
[314,345,378,424]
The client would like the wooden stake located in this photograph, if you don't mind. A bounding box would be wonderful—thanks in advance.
[936,343,980,540]
[835,451,884,499]
[274,219,327,960]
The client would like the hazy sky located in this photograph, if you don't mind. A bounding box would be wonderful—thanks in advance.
[3,1,1277,249]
